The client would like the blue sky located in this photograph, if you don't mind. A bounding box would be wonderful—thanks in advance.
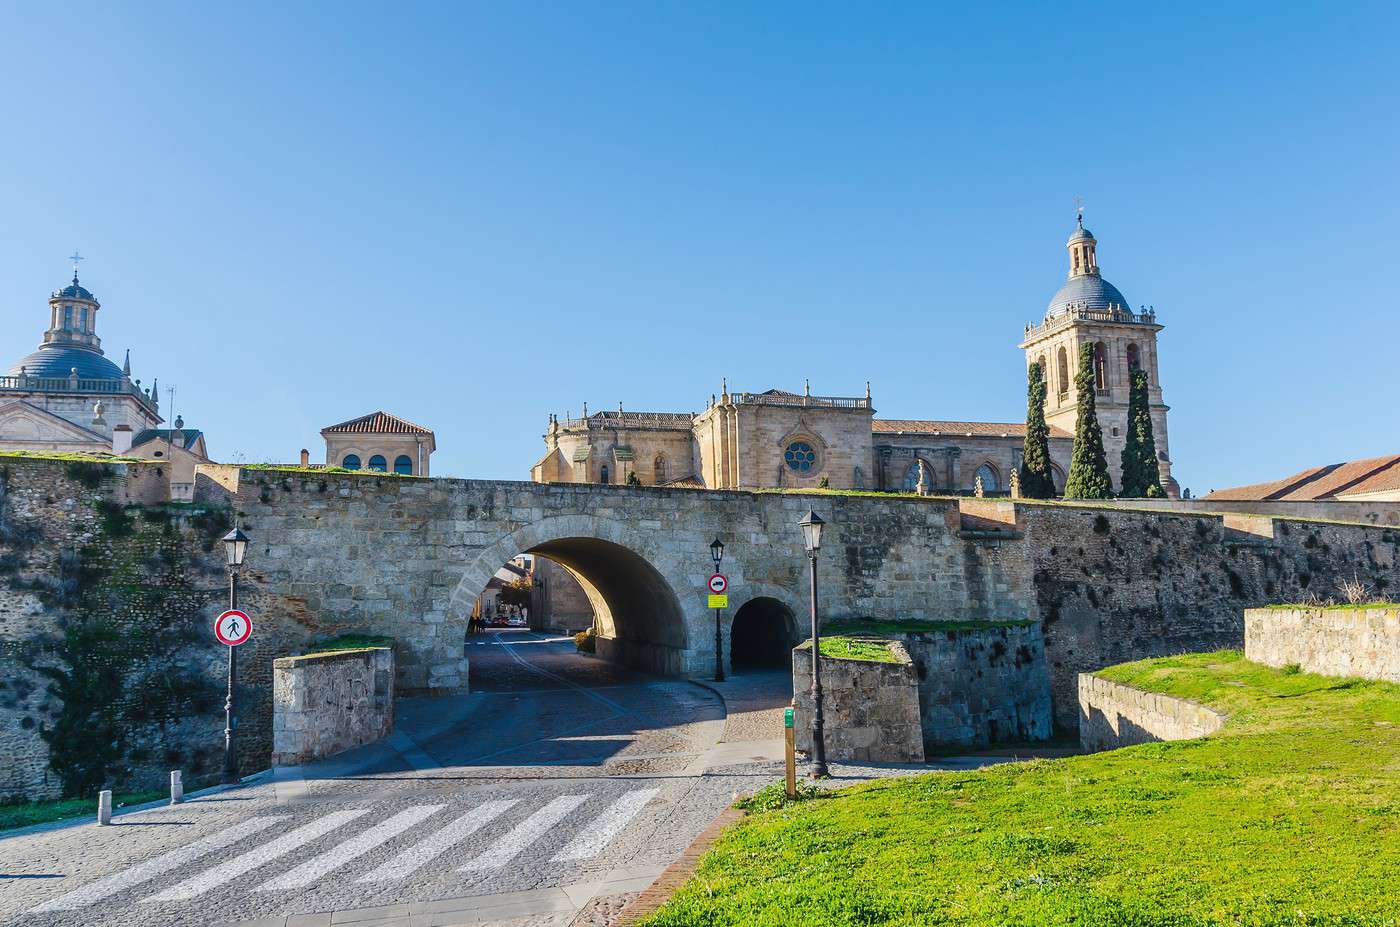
[1,2,1395,492]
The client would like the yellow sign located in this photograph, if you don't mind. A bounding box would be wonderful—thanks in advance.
[708,594,729,609]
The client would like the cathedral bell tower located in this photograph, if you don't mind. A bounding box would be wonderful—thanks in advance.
[1018,214,1180,497]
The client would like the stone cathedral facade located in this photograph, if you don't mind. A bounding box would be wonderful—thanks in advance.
[532,217,1178,497]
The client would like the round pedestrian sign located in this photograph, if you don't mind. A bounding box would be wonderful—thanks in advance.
[708,573,728,594]
[214,610,252,647]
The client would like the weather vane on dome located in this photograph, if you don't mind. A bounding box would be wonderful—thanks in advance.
[1074,196,1084,225]
[68,252,84,282]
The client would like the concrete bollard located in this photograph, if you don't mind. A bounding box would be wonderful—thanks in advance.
[170,770,184,804]
[97,790,112,825]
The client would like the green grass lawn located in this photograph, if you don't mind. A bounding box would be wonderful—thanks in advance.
[823,618,1036,635]
[641,651,1400,926]
[0,789,166,833]
[808,636,900,663]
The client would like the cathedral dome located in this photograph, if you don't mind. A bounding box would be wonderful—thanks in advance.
[1067,224,1094,244]
[54,281,95,300]
[6,345,124,380]
[1046,274,1131,317]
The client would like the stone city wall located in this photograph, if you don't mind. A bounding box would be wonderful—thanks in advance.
[0,457,231,802]
[1017,504,1400,728]
[1077,673,1225,752]
[899,623,1053,748]
[792,641,924,763]
[1244,606,1400,683]
[1086,497,1400,527]
[271,647,394,766]
[5,455,1400,801]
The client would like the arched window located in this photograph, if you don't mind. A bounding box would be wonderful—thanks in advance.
[394,455,413,475]
[1049,464,1065,494]
[1094,342,1108,391]
[600,464,610,484]
[653,454,666,484]
[1056,347,1069,395]
[974,463,999,493]
[1126,343,1140,371]
[368,455,387,471]
[902,459,931,492]
[341,454,361,470]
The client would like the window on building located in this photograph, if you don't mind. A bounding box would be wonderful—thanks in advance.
[63,306,73,330]
[784,441,817,472]
[1094,342,1108,390]
[368,455,387,471]
[342,454,361,470]
[1126,342,1140,371]
[653,454,666,483]
[1056,347,1069,395]
[394,455,413,475]
[902,459,931,492]
[600,464,610,484]
[975,463,999,493]
[79,307,88,332]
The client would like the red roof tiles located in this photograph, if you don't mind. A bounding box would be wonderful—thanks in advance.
[321,411,434,436]
[873,419,1072,439]
[1205,454,1400,501]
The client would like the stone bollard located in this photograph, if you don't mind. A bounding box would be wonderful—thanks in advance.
[170,770,184,804]
[97,790,112,825]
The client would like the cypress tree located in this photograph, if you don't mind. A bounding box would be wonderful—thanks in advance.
[1118,366,1166,498]
[1063,342,1114,499]
[1018,363,1056,498]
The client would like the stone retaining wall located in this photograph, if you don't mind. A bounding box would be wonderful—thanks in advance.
[1077,673,1225,752]
[271,647,394,766]
[792,641,924,763]
[901,623,1053,748]
[1245,606,1400,683]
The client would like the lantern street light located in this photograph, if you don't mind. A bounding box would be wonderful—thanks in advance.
[221,527,249,785]
[710,537,725,682]
[797,509,829,778]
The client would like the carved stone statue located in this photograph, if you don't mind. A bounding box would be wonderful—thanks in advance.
[915,459,930,496]
[974,473,985,498]
[1009,467,1021,499]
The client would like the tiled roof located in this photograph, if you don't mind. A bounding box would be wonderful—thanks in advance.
[321,411,434,436]
[1204,454,1400,501]
[873,419,1072,439]
[132,428,204,451]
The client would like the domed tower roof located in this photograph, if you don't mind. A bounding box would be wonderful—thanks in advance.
[1045,213,1130,318]
[5,262,126,383]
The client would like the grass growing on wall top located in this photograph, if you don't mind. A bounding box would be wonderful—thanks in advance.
[800,636,899,663]
[640,651,1400,926]
[303,634,396,654]
[822,618,1035,635]
[0,789,166,834]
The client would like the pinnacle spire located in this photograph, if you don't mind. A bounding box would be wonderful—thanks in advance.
[122,349,131,377]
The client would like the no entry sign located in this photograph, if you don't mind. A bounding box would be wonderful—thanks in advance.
[708,573,728,594]
[214,610,253,647]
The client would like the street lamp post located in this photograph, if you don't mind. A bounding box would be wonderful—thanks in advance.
[221,527,249,786]
[798,510,828,779]
[710,537,725,682]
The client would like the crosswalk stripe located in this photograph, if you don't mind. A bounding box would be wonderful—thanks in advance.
[551,788,659,862]
[143,809,368,902]
[257,804,443,890]
[356,799,518,884]
[29,815,290,912]
[457,794,588,872]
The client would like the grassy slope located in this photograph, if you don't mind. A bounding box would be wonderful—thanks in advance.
[642,651,1400,926]
[0,789,165,833]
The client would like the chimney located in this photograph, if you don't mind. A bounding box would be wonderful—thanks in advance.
[112,425,133,455]
[300,448,310,467]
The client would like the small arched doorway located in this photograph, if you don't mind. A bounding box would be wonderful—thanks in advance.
[730,597,796,671]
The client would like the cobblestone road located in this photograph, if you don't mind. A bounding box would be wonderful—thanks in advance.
[0,632,783,927]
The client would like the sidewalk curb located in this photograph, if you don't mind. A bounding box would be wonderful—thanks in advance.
[614,804,746,925]
[0,769,272,841]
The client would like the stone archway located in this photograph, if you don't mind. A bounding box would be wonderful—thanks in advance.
[450,516,692,676]
[730,596,797,670]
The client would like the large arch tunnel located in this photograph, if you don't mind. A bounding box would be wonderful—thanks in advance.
[523,537,688,676]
